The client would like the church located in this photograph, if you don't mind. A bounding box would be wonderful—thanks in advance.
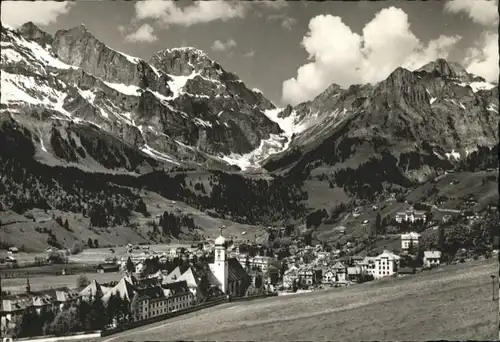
[208,230,250,297]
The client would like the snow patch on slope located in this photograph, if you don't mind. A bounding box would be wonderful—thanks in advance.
[487,104,498,113]
[1,71,70,116]
[167,72,200,98]
[141,145,179,165]
[221,133,288,170]
[2,29,73,70]
[79,89,96,104]
[103,81,141,96]
[458,81,496,93]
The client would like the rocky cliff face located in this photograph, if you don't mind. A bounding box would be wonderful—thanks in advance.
[1,23,286,172]
[263,59,499,188]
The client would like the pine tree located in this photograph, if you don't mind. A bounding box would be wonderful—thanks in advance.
[439,226,446,252]
[375,212,381,233]
[126,256,135,273]
[64,219,69,231]
[86,297,107,330]
[88,238,93,248]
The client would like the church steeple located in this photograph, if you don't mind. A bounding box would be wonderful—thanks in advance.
[26,275,31,293]
[211,225,228,294]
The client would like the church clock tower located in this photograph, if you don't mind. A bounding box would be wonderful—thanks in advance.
[210,226,228,294]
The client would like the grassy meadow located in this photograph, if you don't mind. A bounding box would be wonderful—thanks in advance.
[98,259,498,341]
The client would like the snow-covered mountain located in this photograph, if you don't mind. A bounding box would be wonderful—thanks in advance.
[1,22,290,172]
[263,58,499,188]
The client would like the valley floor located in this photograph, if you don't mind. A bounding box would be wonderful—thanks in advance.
[97,259,498,341]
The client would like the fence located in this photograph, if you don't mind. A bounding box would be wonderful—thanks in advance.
[14,330,101,342]
[13,293,274,340]
[231,293,277,302]
[101,296,228,337]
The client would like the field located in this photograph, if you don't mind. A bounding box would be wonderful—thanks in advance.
[98,259,498,341]
[2,271,123,293]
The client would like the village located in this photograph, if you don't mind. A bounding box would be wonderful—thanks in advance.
[0,200,498,339]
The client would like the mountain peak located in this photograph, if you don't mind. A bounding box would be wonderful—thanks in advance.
[18,21,53,46]
[150,46,220,77]
[417,58,468,80]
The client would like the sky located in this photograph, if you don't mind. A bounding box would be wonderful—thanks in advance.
[2,0,498,106]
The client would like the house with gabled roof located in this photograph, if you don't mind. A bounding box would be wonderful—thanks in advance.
[332,261,347,283]
[400,232,421,251]
[79,280,111,301]
[102,278,137,303]
[423,251,442,268]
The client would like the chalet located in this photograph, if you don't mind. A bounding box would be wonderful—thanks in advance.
[8,247,18,254]
[395,207,427,223]
[423,251,442,268]
[282,266,299,289]
[332,261,347,283]
[400,232,421,250]
[97,264,120,273]
[298,269,314,286]
[347,266,364,282]
[5,256,16,264]
[322,270,335,284]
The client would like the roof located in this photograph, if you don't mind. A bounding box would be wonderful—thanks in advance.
[227,258,250,282]
[163,266,183,283]
[79,280,111,298]
[1,287,79,312]
[347,266,362,275]
[424,251,442,258]
[98,263,119,270]
[215,234,226,246]
[162,280,190,295]
[398,267,415,274]
[377,250,401,260]
[332,261,346,270]
[401,232,421,239]
[102,278,137,302]
[137,286,164,299]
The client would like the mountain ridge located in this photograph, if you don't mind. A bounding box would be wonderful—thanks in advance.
[1,22,498,252]
[1,22,289,173]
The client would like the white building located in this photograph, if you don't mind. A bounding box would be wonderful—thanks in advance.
[364,250,401,279]
[400,232,421,250]
[423,251,442,268]
[236,254,272,273]
[395,207,427,223]
[209,234,229,293]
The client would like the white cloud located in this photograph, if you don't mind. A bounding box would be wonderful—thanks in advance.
[464,32,499,82]
[118,25,126,34]
[134,0,245,26]
[444,0,499,26]
[125,24,158,43]
[282,7,462,105]
[1,1,74,28]
[243,49,256,58]
[269,14,297,30]
[282,17,297,30]
[211,39,237,52]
